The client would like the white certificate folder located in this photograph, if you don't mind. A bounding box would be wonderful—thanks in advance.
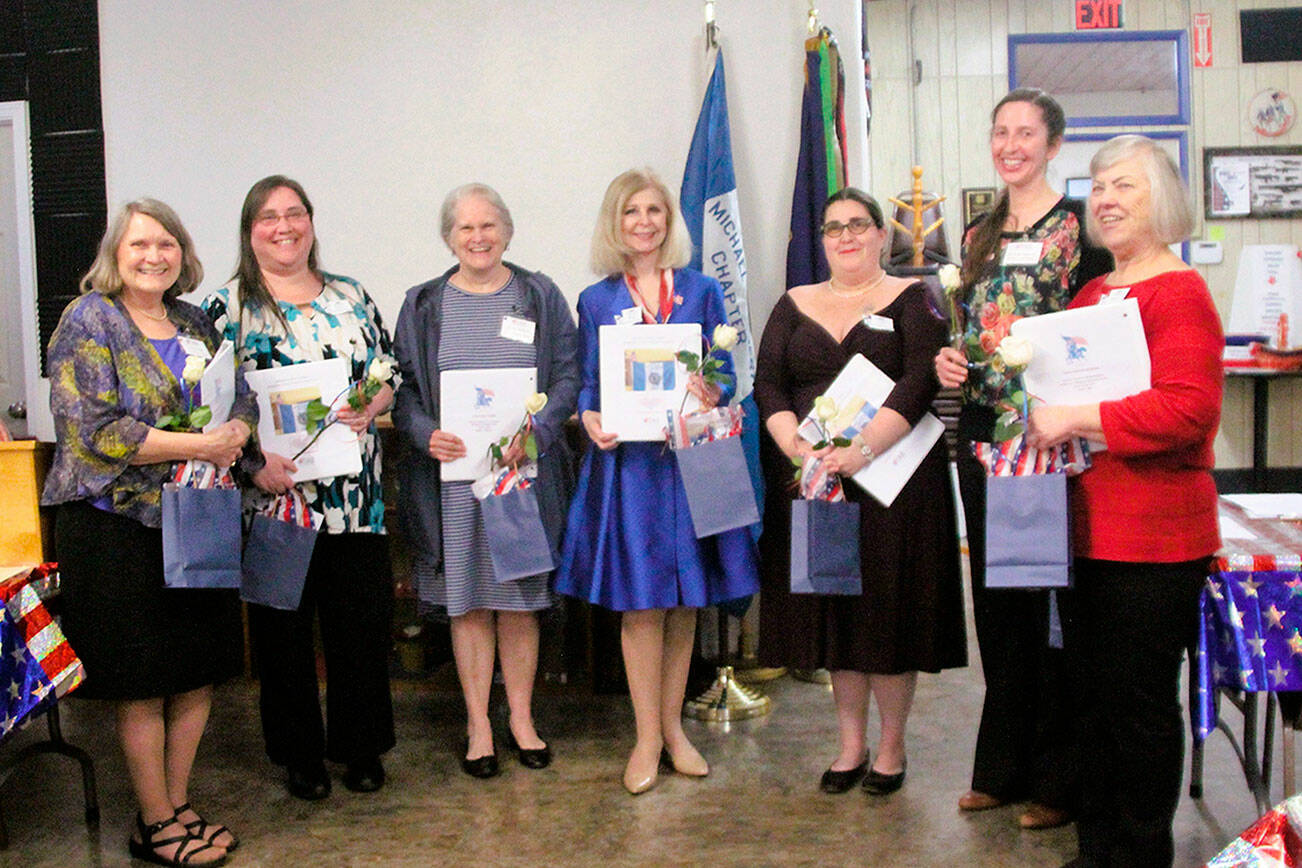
[439,367,537,481]
[797,354,945,508]
[243,357,362,483]
[1010,298,1151,450]
[598,323,702,441]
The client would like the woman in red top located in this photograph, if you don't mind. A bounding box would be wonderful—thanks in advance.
[1028,135,1222,868]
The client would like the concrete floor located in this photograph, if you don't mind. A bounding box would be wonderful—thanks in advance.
[0,629,1280,868]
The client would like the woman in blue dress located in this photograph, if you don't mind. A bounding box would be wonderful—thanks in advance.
[557,168,759,794]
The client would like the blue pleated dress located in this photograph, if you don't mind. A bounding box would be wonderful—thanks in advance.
[555,269,760,612]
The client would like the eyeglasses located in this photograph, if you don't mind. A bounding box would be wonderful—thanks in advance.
[254,207,310,227]
[820,217,875,238]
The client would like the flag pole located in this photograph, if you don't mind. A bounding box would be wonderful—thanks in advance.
[677,5,773,723]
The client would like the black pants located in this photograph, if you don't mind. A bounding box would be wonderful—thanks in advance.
[958,447,1077,808]
[1064,557,1205,868]
[248,532,396,767]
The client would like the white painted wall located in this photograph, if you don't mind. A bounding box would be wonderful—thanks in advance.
[97,0,867,341]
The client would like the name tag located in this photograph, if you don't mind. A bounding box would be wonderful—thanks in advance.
[1001,240,1044,267]
[177,336,210,359]
[500,315,536,343]
[321,297,353,316]
[614,306,642,326]
[863,314,895,332]
[1100,287,1131,304]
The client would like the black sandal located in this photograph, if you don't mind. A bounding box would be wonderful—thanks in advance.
[127,813,228,867]
[174,802,240,852]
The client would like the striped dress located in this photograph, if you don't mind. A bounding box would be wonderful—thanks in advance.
[415,276,553,616]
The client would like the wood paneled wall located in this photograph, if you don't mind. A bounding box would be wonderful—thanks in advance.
[864,0,1302,471]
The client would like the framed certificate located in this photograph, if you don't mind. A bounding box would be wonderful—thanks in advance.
[439,367,537,481]
[797,353,944,507]
[598,323,701,441]
[243,357,362,483]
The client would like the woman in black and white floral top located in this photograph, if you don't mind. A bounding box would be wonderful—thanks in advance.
[203,175,400,802]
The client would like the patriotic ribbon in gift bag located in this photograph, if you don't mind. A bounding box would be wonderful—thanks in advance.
[971,433,1092,477]
[0,564,85,740]
[1206,792,1302,866]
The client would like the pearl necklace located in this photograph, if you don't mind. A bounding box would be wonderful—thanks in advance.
[124,299,169,322]
[827,270,887,298]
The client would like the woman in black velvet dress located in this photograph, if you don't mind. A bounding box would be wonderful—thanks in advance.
[755,188,966,796]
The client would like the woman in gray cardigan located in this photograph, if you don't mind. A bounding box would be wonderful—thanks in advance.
[392,183,579,777]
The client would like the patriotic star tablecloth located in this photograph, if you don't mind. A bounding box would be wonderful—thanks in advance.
[1196,501,1302,742]
[0,564,84,741]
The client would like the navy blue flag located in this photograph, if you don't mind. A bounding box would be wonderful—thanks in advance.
[680,48,763,540]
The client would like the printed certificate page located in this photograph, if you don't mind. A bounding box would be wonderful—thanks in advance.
[598,323,701,442]
[439,367,537,481]
[1011,299,1151,452]
[199,340,235,432]
[797,353,945,507]
[243,357,362,483]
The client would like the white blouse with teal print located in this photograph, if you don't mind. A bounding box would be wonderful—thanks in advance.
[203,273,400,535]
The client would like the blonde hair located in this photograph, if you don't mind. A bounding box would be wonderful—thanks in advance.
[589,168,692,276]
[1086,135,1194,246]
[81,198,203,299]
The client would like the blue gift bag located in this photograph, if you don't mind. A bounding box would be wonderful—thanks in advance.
[984,472,1072,589]
[674,436,760,538]
[790,499,862,595]
[479,486,555,583]
[161,484,242,589]
[241,513,317,610]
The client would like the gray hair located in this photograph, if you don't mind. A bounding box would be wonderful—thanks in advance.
[1086,135,1194,246]
[439,182,514,249]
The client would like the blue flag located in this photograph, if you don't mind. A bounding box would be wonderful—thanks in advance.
[680,48,763,549]
[786,30,846,289]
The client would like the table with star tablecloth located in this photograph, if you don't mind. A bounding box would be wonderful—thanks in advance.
[1194,498,1302,814]
[0,563,96,847]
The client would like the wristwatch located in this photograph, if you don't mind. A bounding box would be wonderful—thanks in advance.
[857,436,876,464]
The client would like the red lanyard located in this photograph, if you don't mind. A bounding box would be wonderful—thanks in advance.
[624,270,675,324]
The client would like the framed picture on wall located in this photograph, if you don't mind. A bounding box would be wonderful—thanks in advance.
[1203,146,1302,219]
[1009,30,1191,127]
[962,187,997,227]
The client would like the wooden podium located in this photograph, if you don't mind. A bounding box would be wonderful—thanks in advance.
[0,441,54,565]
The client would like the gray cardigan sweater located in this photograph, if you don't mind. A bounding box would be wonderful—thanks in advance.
[391,263,579,566]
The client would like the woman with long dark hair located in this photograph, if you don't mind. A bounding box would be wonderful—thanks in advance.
[204,175,400,801]
[935,89,1110,830]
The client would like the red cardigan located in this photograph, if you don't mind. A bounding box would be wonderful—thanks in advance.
[1069,269,1223,562]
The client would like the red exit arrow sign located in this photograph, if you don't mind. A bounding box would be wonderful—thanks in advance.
[1193,13,1213,67]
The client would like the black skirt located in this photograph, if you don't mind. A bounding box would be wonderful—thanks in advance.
[54,500,242,700]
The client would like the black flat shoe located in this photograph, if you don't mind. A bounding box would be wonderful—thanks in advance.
[861,758,907,795]
[342,756,385,793]
[287,762,331,800]
[505,730,552,770]
[461,738,499,779]
[820,762,868,794]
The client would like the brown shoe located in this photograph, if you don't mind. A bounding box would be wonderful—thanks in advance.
[1019,802,1072,830]
[958,789,1005,811]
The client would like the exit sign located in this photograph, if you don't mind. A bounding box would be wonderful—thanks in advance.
[1076,0,1123,29]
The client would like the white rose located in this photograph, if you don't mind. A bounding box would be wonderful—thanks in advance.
[813,395,838,423]
[995,335,1034,372]
[181,355,207,385]
[524,392,548,415]
[938,263,961,291]
[712,324,739,352]
[368,358,393,382]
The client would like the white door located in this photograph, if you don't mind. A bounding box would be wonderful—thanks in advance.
[0,102,48,441]
[0,120,26,438]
